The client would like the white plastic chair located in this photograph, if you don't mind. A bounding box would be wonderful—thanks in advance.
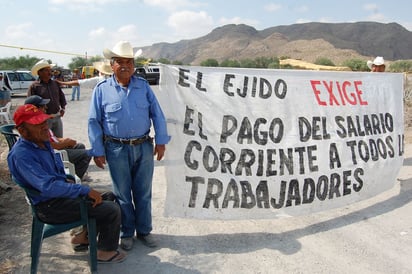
[0,102,12,124]
[54,150,81,184]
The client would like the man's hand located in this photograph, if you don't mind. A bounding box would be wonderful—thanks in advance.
[60,138,77,148]
[154,144,166,161]
[59,109,65,117]
[93,156,106,169]
[87,189,102,207]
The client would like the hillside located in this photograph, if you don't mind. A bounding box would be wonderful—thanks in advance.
[140,22,412,66]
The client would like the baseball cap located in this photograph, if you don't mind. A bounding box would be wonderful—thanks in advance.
[13,104,52,127]
[24,95,50,107]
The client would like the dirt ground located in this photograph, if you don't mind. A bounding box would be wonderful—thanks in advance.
[1,87,412,274]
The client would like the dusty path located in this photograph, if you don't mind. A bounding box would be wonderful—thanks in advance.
[1,87,412,274]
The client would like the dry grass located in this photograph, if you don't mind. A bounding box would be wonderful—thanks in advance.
[0,259,17,274]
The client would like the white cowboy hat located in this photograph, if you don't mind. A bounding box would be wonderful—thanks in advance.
[367,56,385,70]
[103,41,143,59]
[31,59,55,76]
[92,60,113,75]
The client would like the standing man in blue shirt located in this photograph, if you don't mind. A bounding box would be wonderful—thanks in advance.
[88,41,170,251]
[8,104,127,263]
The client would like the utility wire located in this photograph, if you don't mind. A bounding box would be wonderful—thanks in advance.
[0,44,86,57]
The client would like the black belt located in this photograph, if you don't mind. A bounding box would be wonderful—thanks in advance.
[104,135,150,145]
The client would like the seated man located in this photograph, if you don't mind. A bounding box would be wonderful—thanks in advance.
[7,104,126,263]
[25,95,92,182]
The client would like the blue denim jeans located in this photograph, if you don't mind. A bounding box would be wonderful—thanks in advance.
[105,140,154,238]
[71,86,80,100]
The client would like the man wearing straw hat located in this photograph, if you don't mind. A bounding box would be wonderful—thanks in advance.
[367,56,386,72]
[88,41,170,251]
[28,59,67,138]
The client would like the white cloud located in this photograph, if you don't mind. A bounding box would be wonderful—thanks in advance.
[85,24,142,57]
[363,3,378,12]
[143,0,205,11]
[49,0,123,4]
[89,27,106,38]
[219,17,260,28]
[367,13,386,22]
[363,3,410,29]
[89,25,139,41]
[318,17,333,23]
[363,3,387,22]
[113,25,141,44]
[167,10,214,38]
[117,24,139,36]
[5,23,34,40]
[296,18,310,24]
[48,0,126,12]
[264,3,282,12]
[295,5,309,13]
[402,22,412,31]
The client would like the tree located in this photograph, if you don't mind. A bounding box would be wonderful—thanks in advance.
[0,55,43,70]
[158,58,171,64]
[388,60,412,72]
[68,57,88,70]
[220,59,240,67]
[268,61,280,69]
[200,58,219,67]
[254,57,269,68]
[253,56,277,68]
[172,60,183,65]
[279,56,290,60]
[342,59,369,71]
[239,58,256,68]
[67,56,102,70]
[314,57,335,66]
[266,57,280,69]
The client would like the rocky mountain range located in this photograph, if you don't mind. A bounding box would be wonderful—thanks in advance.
[141,22,412,66]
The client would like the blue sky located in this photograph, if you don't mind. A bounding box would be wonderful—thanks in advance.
[0,0,411,67]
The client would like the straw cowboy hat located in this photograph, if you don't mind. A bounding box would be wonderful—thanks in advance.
[31,59,55,76]
[103,41,143,59]
[92,60,113,75]
[367,56,385,70]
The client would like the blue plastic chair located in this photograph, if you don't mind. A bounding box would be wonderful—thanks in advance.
[12,177,97,274]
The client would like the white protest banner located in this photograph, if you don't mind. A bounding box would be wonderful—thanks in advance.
[158,65,404,219]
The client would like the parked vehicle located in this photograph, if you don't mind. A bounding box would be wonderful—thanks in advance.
[134,64,160,85]
[81,66,96,79]
[0,70,36,95]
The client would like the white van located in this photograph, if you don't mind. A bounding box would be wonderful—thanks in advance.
[0,70,36,95]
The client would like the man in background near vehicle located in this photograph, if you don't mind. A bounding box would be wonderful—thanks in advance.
[28,59,67,138]
[367,56,386,72]
[56,61,112,89]
[71,68,81,101]
[88,41,169,251]
[52,70,64,81]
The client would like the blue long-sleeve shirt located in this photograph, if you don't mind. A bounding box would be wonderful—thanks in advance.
[7,138,90,205]
[88,75,170,156]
